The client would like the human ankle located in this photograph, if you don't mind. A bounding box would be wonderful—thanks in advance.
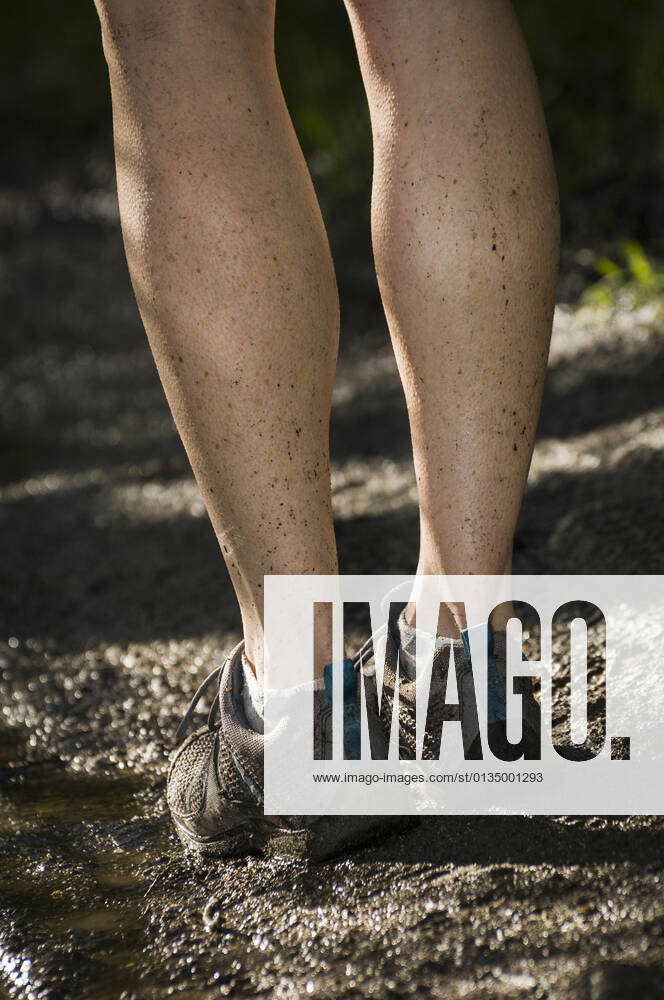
[243,639,264,684]
[404,600,463,640]
[313,602,334,680]
[489,601,514,635]
[241,649,264,734]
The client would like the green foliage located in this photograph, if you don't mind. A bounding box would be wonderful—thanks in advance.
[583,242,664,308]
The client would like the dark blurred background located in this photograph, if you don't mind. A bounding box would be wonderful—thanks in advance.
[3,0,664,301]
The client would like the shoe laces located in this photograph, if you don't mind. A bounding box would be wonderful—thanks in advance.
[174,663,223,746]
[175,635,381,747]
[351,623,388,677]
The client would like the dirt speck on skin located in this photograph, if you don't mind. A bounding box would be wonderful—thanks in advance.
[2,210,664,998]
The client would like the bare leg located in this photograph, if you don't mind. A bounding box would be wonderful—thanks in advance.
[345,0,560,634]
[94,0,339,678]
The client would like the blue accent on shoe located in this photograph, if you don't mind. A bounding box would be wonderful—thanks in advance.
[324,659,361,759]
[460,625,505,723]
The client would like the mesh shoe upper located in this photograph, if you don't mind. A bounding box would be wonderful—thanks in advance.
[356,609,540,761]
[167,641,262,839]
[166,641,370,841]
[167,729,217,818]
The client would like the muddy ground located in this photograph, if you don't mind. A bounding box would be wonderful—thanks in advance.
[2,198,664,1000]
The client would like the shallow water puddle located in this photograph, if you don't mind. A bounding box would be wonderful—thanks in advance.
[0,740,176,998]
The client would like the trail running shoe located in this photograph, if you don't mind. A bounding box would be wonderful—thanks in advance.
[166,640,406,860]
[354,606,540,761]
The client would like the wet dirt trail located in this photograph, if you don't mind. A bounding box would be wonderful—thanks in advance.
[2,218,664,999]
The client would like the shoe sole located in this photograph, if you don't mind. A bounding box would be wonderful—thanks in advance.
[171,812,417,862]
